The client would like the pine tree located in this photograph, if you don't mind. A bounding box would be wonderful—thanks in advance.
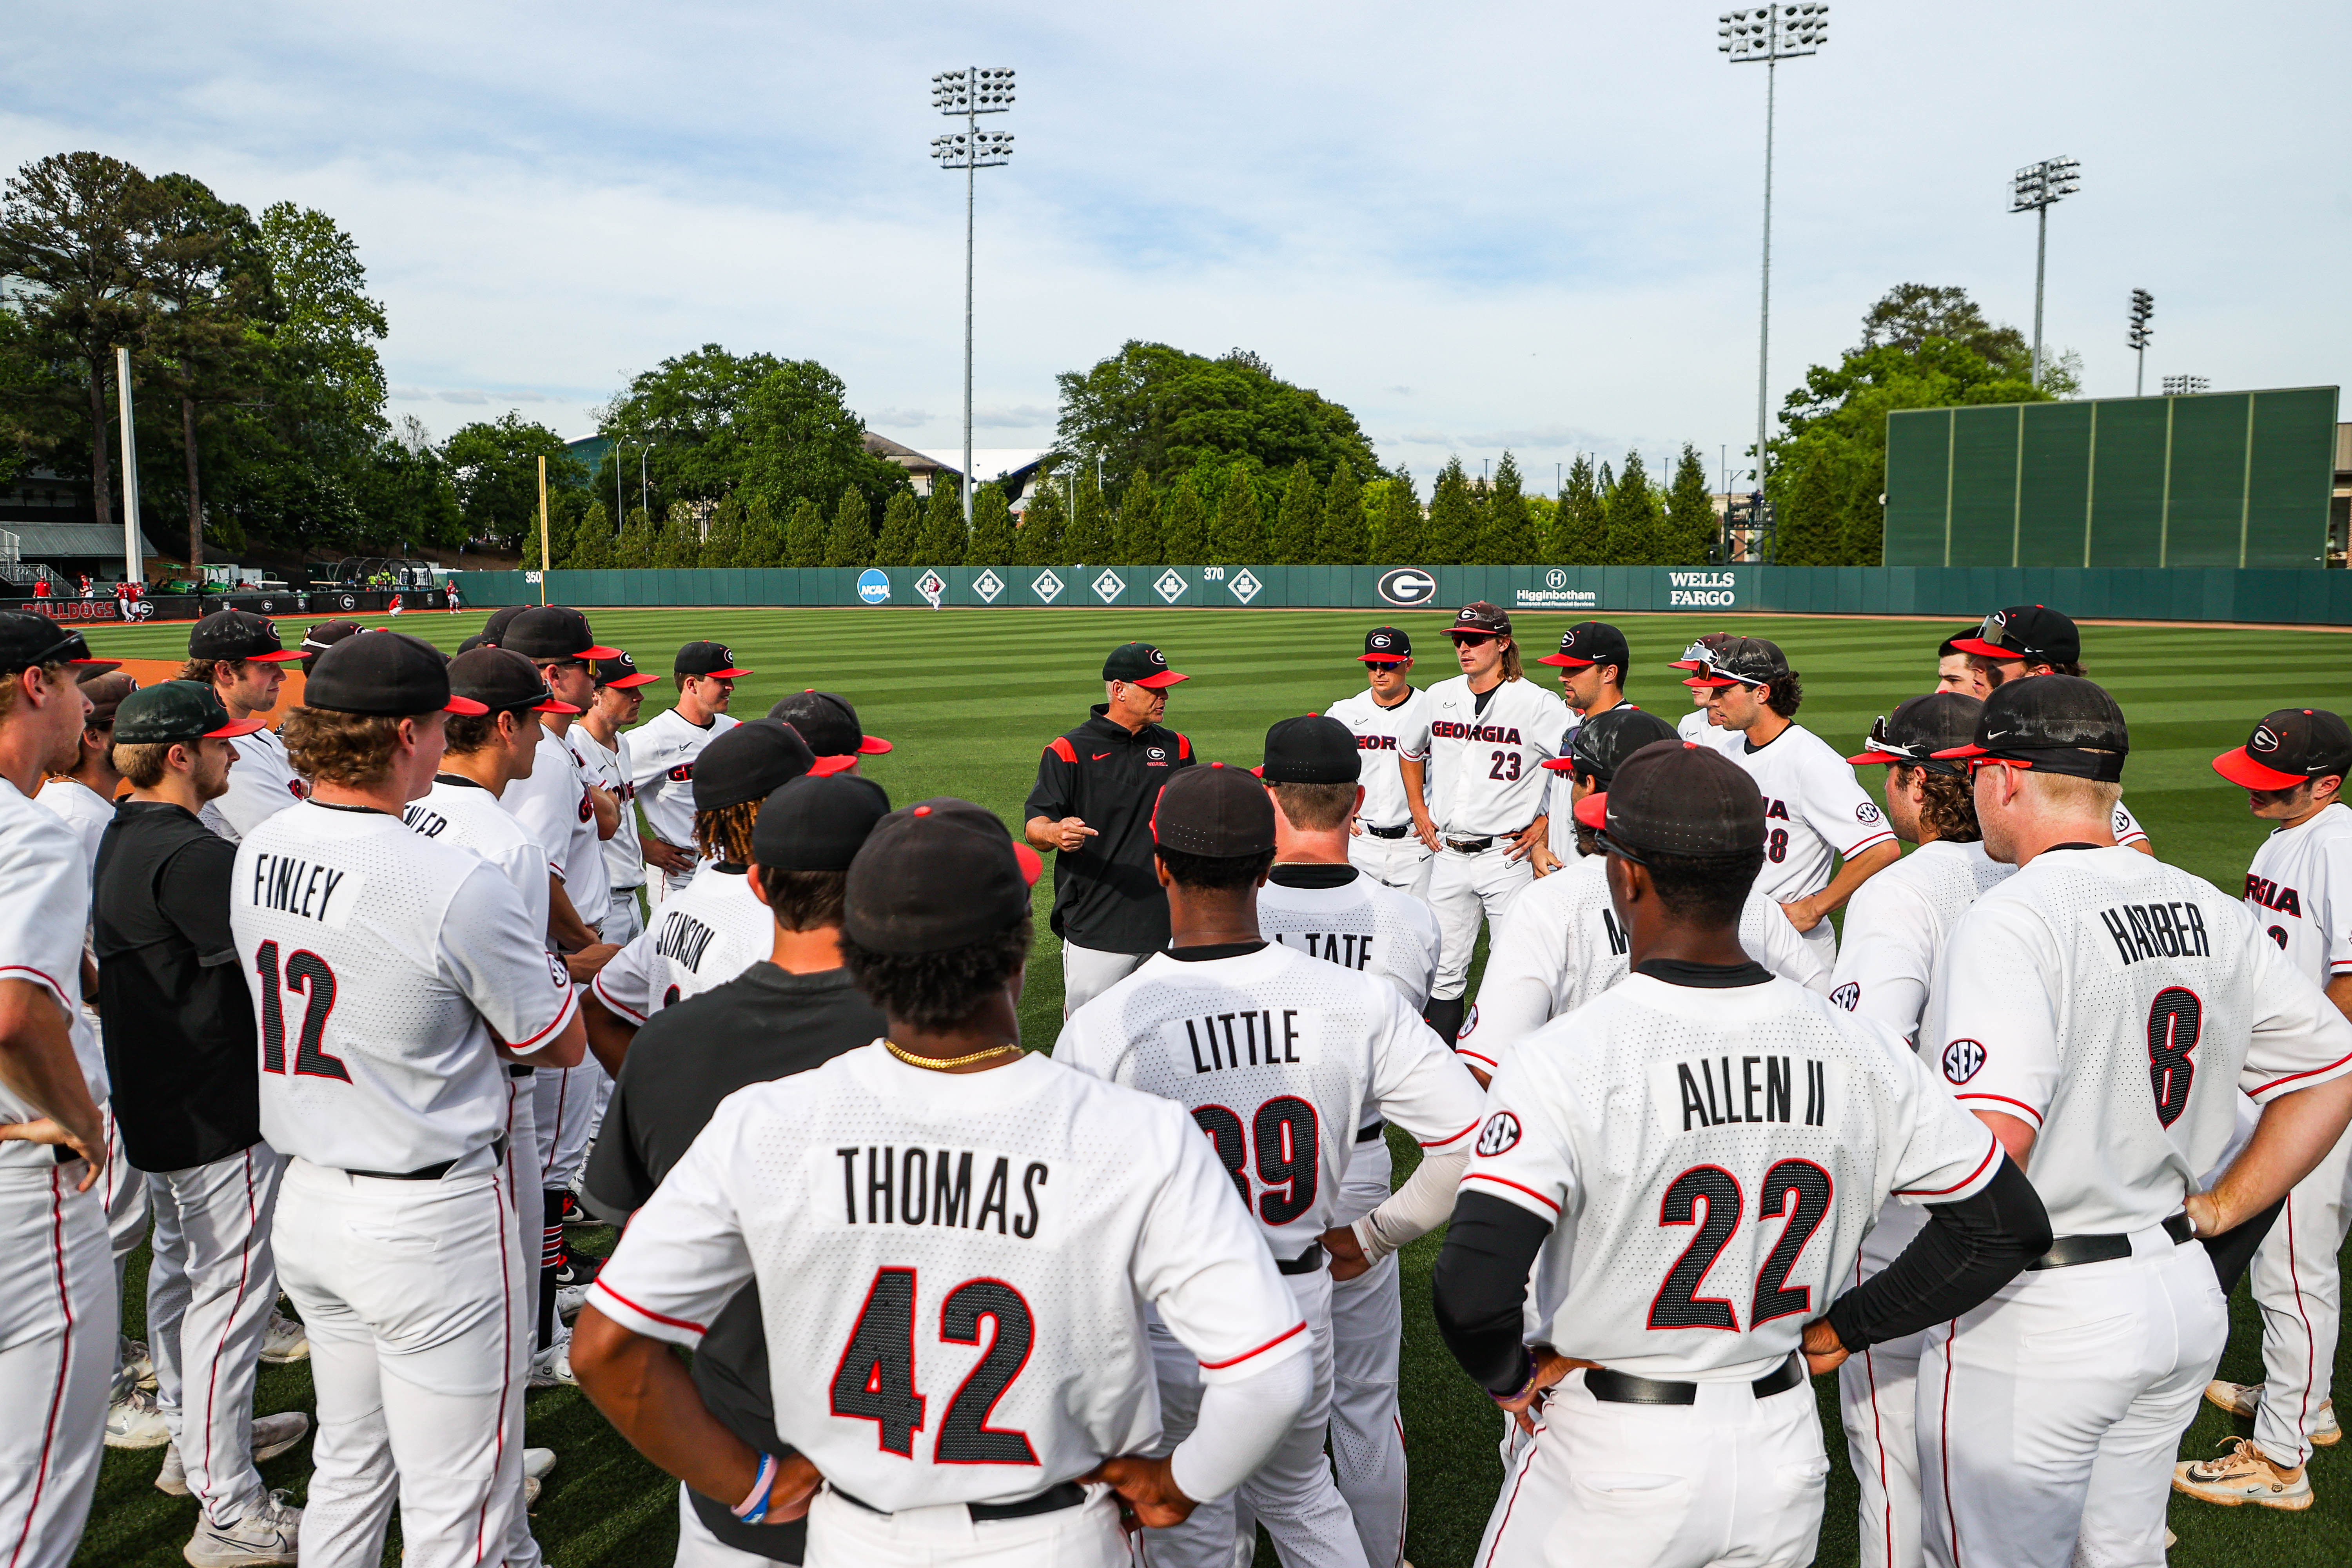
[784,498,826,568]
[822,487,874,567]
[1662,444,1719,565]
[1603,452,1663,566]
[1484,451,1534,563]
[1209,470,1265,564]
[966,482,1015,564]
[1317,459,1364,563]
[613,506,658,569]
[915,479,966,565]
[698,497,744,568]
[1554,455,1606,563]
[560,501,612,569]
[1270,460,1318,564]
[1773,457,1845,566]
[1114,470,1160,565]
[1064,471,1114,563]
[1842,471,1883,566]
[1159,474,1208,562]
[655,503,702,568]
[1424,457,1476,564]
[1597,460,1616,502]
[874,491,922,566]
[1018,479,1066,566]
[739,495,786,567]
[1373,470,1424,560]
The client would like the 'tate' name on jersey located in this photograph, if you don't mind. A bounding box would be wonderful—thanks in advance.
[834,1145,1048,1239]
[1271,932,1378,971]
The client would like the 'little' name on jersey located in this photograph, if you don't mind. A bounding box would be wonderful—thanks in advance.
[832,1145,1047,1238]
[1662,1054,1833,1133]
[246,853,363,928]
[1430,722,1524,744]
[1165,1009,1318,1074]
[2098,900,2212,966]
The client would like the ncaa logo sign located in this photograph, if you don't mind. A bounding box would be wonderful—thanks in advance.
[1475,1112,1521,1156]
[856,569,891,604]
[1377,567,1437,607]
[1941,1038,1986,1084]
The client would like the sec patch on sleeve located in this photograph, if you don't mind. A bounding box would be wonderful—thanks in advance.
[1941,1038,1986,1084]
[1475,1111,1522,1156]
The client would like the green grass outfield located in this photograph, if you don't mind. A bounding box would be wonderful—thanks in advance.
[70,604,2352,1566]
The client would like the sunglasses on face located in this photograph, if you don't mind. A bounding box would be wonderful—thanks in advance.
[1364,660,1406,672]
[1450,633,1494,648]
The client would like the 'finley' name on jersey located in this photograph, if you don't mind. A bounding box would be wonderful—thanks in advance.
[247,852,359,926]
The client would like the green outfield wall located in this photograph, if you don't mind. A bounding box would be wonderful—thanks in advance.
[453,562,2352,625]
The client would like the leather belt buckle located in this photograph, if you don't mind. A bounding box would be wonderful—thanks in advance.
[1278,1242,1327,1276]
[1364,823,1409,840]
[1355,1120,1387,1144]
[1446,837,1493,855]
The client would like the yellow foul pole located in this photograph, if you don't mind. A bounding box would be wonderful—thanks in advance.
[537,455,550,606]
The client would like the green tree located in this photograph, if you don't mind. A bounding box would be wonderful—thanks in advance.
[1858,283,2030,372]
[1662,444,1719,565]
[1055,341,1383,485]
[595,344,786,515]
[1370,470,1424,560]
[1316,459,1364,563]
[697,496,743,568]
[1114,469,1160,565]
[965,482,1013,564]
[1843,470,1885,566]
[1209,467,1264,563]
[739,359,909,519]
[142,172,270,567]
[822,486,873,566]
[560,500,614,569]
[1602,451,1664,565]
[350,425,463,557]
[613,505,657,569]
[1270,460,1318,564]
[654,504,702,568]
[443,414,585,549]
[1483,451,1534,563]
[1424,457,1476,564]
[914,479,967,564]
[1773,456,1846,565]
[1018,479,1066,565]
[1159,474,1208,561]
[874,490,921,566]
[1064,470,1114,562]
[783,497,825,567]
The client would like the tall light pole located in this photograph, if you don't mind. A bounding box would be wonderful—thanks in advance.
[1719,5,1829,522]
[932,67,1016,531]
[2127,289,2154,397]
[2009,156,2081,388]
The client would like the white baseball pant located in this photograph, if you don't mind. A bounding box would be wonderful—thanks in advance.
[2245,1122,2352,1467]
[1919,1230,2225,1568]
[274,1152,533,1568]
[801,1484,1128,1568]
[1839,1328,1927,1568]
[1474,1368,1828,1568]
[604,888,646,947]
[1348,831,1433,900]
[1329,1134,1407,1568]
[144,1141,288,1528]
[1427,843,1533,1002]
[534,1058,610,1192]
[0,1163,116,1568]
[501,1071,546,1568]
[1059,942,1149,1020]
[1142,1267,1367,1568]
[100,1102,150,1382]
[675,1483,796,1567]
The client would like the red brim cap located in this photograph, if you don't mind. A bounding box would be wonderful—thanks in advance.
[443,695,491,715]
[807,753,862,777]
[534,697,583,714]
[582,644,626,661]
[858,735,893,755]
[249,650,305,664]
[1931,744,1990,760]
[698,666,751,678]
[206,715,267,739]
[1946,638,2020,661]
[1573,791,1609,831]
[2213,747,2308,791]
[1683,674,1739,689]
[1536,653,1596,668]
[1132,670,1187,689]
[601,672,658,689]
[1846,748,1906,766]
[1013,842,1043,886]
[1667,658,1706,671]
[1249,765,1266,777]
[1538,757,1577,772]
[1355,653,1408,663]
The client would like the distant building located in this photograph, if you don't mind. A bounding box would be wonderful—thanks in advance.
[863,435,1049,502]
[0,470,162,587]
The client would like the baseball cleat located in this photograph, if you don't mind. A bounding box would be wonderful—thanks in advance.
[554,1248,603,1319]
[258,1312,309,1365]
[523,1446,556,1507]
[555,1191,597,1228]
[2172,1437,2313,1510]
[157,1443,185,1495]
[181,1487,301,1566]
[2165,1528,2175,1548]
[121,1336,157,1390]
[2316,1400,2340,1447]
[2202,1381,2339,1446]
[156,1412,311,1495]
[106,1386,173,1449]
[530,1330,578,1389]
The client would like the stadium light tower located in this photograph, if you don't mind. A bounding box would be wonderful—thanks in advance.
[2163,374,2210,397]
[2126,289,2154,397]
[932,67,1016,531]
[2009,156,2081,389]
[1719,4,1829,517]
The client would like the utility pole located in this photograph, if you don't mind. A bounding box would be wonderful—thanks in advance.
[2010,157,2082,387]
[2127,289,2154,397]
[115,346,144,588]
[933,68,1016,532]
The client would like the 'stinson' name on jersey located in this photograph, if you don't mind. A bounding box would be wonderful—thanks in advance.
[2098,900,2213,966]
[1671,1053,1830,1133]
[1430,722,1523,744]
[1178,1009,1307,1073]
[834,1145,1047,1238]
[2244,874,2304,917]
[653,907,718,973]
[246,853,360,926]
[1272,931,1377,971]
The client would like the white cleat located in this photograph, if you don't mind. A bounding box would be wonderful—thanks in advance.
[2172,1437,2314,1511]
[121,1337,157,1390]
[156,1413,310,1495]
[181,1488,301,1566]
[106,1386,173,1449]
[529,1330,577,1390]
[258,1313,309,1365]
[2203,1381,2339,1447]
[523,1446,556,1506]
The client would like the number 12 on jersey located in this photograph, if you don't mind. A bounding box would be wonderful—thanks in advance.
[832,1267,1040,1465]
[254,939,350,1082]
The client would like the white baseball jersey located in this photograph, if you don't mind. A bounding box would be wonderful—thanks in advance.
[1926,845,2352,1236]
[1256,865,1442,1009]
[1053,943,1485,1259]
[198,726,304,844]
[2241,801,2352,981]
[401,777,551,935]
[1679,707,1741,753]
[1457,852,1831,1078]
[589,862,769,1024]
[0,779,109,1171]
[1324,686,1432,832]
[1466,971,2005,1379]
[572,724,646,891]
[1730,722,1896,907]
[2111,797,2149,849]
[36,777,113,887]
[628,707,740,871]
[232,801,579,1174]
[503,728,609,930]
[1422,676,1571,839]
[1829,839,2014,1045]
[585,1047,1310,1511]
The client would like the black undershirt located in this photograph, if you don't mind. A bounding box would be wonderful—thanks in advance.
[1167,940,1269,962]
[1269,864,1357,890]
[1634,957,1772,989]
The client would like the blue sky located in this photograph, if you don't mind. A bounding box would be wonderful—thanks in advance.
[7,2,2346,491]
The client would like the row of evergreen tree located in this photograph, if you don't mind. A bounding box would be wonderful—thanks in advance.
[549,443,1730,570]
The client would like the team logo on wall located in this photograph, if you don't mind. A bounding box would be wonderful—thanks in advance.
[1091,570,1125,603]
[856,569,891,604]
[973,570,1005,603]
[915,569,947,601]
[1475,1111,1521,1156]
[1153,569,1188,603]
[1229,569,1261,604]
[1031,570,1064,603]
[1377,567,1437,606]
[1941,1038,1986,1084]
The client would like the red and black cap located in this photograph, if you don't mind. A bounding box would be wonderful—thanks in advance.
[1152,762,1276,857]
[0,612,118,676]
[502,606,621,662]
[751,773,893,873]
[1358,626,1413,662]
[1936,625,1982,661]
[1546,706,1675,780]
[447,647,578,715]
[76,671,138,727]
[304,631,487,716]
[676,640,751,679]
[300,619,366,673]
[1572,739,1767,864]
[477,604,530,647]
[593,651,657,690]
[1537,621,1630,671]
[1449,601,1510,639]
[769,690,891,774]
[844,798,1043,954]
[1103,641,1186,688]
[2213,709,2352,791]
[1949,605,2079,666]
[1257,714,1358,784]
[691,719,815,813]
[1667,632,1733,673]
[188,608,303,664]
[1932,673,2127,782]
[112,680,265,744]
[1849,692,1983,775]
[1682,636,1788,690]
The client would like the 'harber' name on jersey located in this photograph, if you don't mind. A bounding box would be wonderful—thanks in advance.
[653,907,717,973]
[1668,1054,1831,1132]
[2098,900,2212,966]
[1430,722,1524,744]
[833,1145,1047,1238]
[1272,931,1378,971]
[246,852,362,927]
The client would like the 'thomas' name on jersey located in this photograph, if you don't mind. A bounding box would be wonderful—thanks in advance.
[403,778,551,933]
[1829,838,2013,1045]
[1926,844,2352,1237]
[232,801,579,1174]
[1052,942,1484,1258]
[584,1047,1308,1513]
[1467,971,2004,1381]
[1324,686,1432,832]
[1458,851,1831,1078]
[0,780,108,1170]
[1256,864,1442,1009]
[1729,722,1896,909]
[1423,675,1571,839]
[2242,800,2352,984]
[590,861,769,1023]
[628,708,740,884]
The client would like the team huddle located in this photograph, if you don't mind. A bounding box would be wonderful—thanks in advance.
[0,592,2346,1568]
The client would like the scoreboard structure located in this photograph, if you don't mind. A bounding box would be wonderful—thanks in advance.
[1883,385,2338,569]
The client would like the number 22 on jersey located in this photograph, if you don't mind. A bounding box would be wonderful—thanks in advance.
[832,1268,1040,1465]
[1648,1160,1833,1332]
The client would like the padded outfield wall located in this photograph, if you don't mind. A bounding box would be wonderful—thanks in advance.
[454,562,2352,626]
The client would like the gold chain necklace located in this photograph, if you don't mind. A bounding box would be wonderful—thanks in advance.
[883,1038,1020,1072]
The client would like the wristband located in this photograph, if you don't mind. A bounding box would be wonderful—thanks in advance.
[1490,1346,1540,1406]
[732,1452,779,1523]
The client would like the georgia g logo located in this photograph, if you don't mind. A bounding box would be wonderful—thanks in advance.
[1942,1038,1986,1084]
[1475,1111,1522,1157]
[545,953,567,989]
[2251,725,2281,753]
[1149,647,1167,668]
[1369,632,1393,651]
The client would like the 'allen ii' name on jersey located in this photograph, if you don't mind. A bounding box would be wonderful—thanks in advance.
[1671,1051,1831,1132]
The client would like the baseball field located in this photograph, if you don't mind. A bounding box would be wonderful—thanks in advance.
[67,604,2352,1566]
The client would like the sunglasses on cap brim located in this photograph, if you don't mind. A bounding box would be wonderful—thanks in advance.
[1847,716,1965,774]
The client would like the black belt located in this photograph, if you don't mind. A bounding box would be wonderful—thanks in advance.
[833,1479,1086,1522]
[1583,1354,1805,1406]
[2026,1212,2194,1271]
[508,1065,534,1079]
[1356,1120,1386,1144]
[1445,826,1531,855]
[1278,1242,1326,1276]
[345,1132,509,1182]
[1363,823,1410,840]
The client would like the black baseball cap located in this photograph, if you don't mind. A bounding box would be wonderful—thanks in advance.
[1256,715,1359,784]
[1850,693,1983,775]
[1103,641,1185,689]
[1358,626,1413,662]
[844,798,1043,954]
[0,612,116,676]
[503,606,621,662]
[1683,636,1789,690]
[1668,632,1733,673]
[675,640,751,679]
[188,609,302,664]
[1152,762,1277,857]
[1950,605,2080,666]
[769,690,892,774]
[691,719,815,813]
[1546,706,1675,779]
[456,633,492,654]
[301,632,488,717]
[593,651,657,690]
[479,604,530,646]
[1572,739,1767,863]
[1933,674,2128,782]
[78,671,138,727]
[1537,621,1630,672]
[2213,709,2352,791]
[447,647,578,715]
[113,680,264,744]
[1936,626,1980,661]
[301,620,365,671]
[1450,601,1510,638]
[751,774,893,872]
